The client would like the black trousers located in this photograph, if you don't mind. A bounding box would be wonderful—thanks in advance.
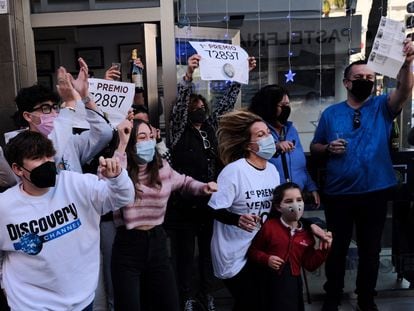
[323,189,390,300]
[168,217,216,301]
[222,264,255,311]
[111,226,179,311]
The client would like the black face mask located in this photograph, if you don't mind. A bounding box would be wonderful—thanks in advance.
[349,79,374,102]
[277,106,291,125]
[189,109,206,124]
[23,161,57,188]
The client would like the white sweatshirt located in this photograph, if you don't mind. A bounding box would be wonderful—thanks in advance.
[0,169,134,311]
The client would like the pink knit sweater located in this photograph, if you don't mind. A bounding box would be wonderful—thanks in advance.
[113,151,207,229]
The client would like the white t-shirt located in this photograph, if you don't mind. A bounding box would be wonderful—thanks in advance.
[0,170,134,311]
[208,158,280,279]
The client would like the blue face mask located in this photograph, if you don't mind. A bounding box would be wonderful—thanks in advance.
[254,135,276,160]
[135,140,156,163]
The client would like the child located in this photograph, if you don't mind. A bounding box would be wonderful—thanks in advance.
[248,182,332,311]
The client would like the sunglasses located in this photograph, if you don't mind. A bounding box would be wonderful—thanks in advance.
[199,130,211,149]
[353,110,361,129]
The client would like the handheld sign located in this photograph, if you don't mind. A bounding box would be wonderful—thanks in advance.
[89,78,135,126]
[189,41,249,84]
[367,17,406,79]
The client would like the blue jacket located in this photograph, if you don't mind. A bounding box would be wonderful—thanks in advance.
[268,122,317,192]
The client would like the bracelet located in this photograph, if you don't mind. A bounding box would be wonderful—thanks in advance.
[65,107,76,112]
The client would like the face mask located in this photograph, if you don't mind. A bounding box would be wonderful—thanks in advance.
[277,106,291,125]
[349,79,374,102]
[34,114,57,136]
[253,135,276,160]
[279,201,304,222]
[189,109,206,124]
[22,161,57,188]
[135,140,156,163]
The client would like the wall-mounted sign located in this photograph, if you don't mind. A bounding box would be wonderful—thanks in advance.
[0,0,8,14]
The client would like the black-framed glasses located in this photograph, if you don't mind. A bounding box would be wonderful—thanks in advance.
[353,110,361,129]
[199,130,211,149]
[32,103,60,114]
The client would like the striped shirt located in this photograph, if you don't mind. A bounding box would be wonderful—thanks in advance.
[113,151,207,229]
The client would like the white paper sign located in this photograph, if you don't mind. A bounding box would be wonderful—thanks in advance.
[367,17,406,78]
[0,0,8,14]
[89,78,135,126]
[189,41,249,84]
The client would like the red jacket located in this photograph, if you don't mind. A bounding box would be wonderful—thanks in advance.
[248,218,328,276]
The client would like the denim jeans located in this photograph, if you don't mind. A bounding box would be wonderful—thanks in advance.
[111,226,179,311]
[323,189,390,300]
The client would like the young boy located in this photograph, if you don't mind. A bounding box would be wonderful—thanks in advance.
[0,131,134,311]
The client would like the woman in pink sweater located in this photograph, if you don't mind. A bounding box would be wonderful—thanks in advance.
[111,119,216,311]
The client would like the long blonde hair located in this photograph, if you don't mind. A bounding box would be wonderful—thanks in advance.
[217,109,263,165]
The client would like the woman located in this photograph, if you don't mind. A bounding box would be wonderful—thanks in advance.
[208,110,280,311]
[111,119,216,311]
[167,54,256,310]
[249,85,320,207]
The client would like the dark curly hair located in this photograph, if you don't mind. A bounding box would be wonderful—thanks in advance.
[248,84,289,125]
[4,131,56,167]
[15,84,60,127]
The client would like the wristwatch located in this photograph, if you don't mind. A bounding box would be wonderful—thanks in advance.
[81,95,91,105]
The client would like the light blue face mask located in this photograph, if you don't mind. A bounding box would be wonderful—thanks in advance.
[254,135,276,160]
[135,140,156,163]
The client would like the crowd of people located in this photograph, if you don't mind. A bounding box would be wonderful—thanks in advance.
[0,37,413,311]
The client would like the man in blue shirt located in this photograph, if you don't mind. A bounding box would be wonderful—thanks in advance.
[311,39,414,311]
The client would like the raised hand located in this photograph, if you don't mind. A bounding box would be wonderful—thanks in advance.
[99,156,121,178]
[56,66,80,105]
[116,119,133,151]
[105,65,121,81]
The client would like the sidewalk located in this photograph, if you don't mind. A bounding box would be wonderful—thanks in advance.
[212,287,414,311]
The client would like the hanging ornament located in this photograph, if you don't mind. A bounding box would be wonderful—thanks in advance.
[285,69,296,83]
[285,0,295,83]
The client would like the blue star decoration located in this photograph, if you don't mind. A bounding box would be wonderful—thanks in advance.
[285,69,296,83]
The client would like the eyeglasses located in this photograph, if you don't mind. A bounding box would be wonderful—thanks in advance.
[32,103,60,114]
[199,130,211,149]
[353,110,361,129]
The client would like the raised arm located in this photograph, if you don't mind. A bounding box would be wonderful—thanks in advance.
[209,57,256,129]
[169,55,199,148]
[388,38,414,114]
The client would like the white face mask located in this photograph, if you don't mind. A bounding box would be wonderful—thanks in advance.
[135,140,156,163]
[252,135,276,160]
[279,201,304,222]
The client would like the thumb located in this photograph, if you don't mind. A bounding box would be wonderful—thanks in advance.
[99,156,106,167]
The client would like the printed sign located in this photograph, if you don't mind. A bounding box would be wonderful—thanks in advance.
[367,17,406,78]
[0,0,8,14]
[89,78,135,125]
[189,41,249,84]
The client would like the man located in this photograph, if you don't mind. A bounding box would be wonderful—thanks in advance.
[0,131,134,310]
[14,59,113,173]
[311,39,414,311]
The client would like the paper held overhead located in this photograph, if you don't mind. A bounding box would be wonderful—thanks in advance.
[189,41,250,84]
[367,17,406,79]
